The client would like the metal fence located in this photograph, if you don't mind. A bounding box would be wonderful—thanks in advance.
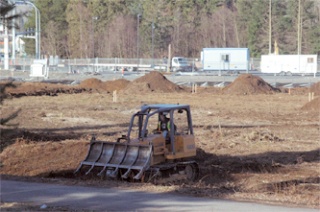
[1,56,319,73]
[1,56,168,72]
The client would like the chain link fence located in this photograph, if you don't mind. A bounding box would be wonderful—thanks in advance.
[1,56,169,73]
[1,56,319,73]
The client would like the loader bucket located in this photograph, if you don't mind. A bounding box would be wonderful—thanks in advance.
[75,140,152,180]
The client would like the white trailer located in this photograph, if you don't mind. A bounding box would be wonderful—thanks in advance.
[260,54,318,75]
[201,48,250,72]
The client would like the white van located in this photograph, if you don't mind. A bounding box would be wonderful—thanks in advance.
[171,57,192,72]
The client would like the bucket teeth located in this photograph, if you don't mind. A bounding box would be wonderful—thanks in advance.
[75,141,152,180]
[97,166,107,176]
[133,169,144,180]
[85,166,95,175]
[107,169,118,178]
[121,169,131,179]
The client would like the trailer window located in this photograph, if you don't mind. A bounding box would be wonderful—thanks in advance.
[221,54,229,62]
[307,58,314,63]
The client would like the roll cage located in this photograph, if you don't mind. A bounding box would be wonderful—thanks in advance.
[127,104,194,141]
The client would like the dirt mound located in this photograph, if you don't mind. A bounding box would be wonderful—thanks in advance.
[1,78,130,97]
[104,79,130,92]
[79,78,130,92]
[79,78,104,89]
[223,74,280,95]
[3,82,86,97]
[310,81,320,96]
[0,138,87,177]
[122,71,187,93]
[4,82,60,93]
[301,97,320,111]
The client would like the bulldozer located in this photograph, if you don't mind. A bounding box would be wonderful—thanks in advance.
[75,104,199,182]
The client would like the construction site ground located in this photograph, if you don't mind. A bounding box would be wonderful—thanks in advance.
[0,71,319,211]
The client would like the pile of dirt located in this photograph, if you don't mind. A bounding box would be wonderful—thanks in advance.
[3,82,59,93]
[104,78,130,92]
[0,138,87,177]
[301,97,320,111]
[222,74,280,95]
[2,82,86,97]
[1,78,130,97]
[122,71,188,93]
[79,78,104,90]
[310,81,320,96]
[79,78,130,92]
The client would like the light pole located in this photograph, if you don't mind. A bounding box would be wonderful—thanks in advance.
[16,0,41,59]
[25,0,40,59]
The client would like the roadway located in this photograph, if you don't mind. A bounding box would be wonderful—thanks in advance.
[0,69,319,88]
[168,71,319,88]
[1,180,318,212]
[118,71,320,88]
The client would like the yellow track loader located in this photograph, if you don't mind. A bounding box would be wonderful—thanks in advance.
[75,104,199,182]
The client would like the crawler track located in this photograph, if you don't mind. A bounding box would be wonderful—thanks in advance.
[144,161,199,184]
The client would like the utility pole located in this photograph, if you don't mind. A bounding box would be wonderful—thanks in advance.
[12,7,16,60]
[4,20,9,70]
[297,0,301,55]
[151,22,155,67]
[167,44,171,73]
[92,16,98,58]
[137,14,141,59]
[268,0,272,54]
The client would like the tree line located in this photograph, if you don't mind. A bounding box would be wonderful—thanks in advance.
[21,0,320,58]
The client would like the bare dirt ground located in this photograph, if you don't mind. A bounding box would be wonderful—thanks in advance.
[1,72,319,211]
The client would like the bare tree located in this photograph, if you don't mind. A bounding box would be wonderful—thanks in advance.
[66,1,90,58]
[103,15,138,58]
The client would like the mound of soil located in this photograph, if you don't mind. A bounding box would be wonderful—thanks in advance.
[104,79,130,92]
[79,78,130,92]
[310,81,320,96]
[122,71,188,93]
[3,82,86,97]
[4,82,60,93]
[301,97,320,111]
[79,78,104,90]
[223,74,280,95]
